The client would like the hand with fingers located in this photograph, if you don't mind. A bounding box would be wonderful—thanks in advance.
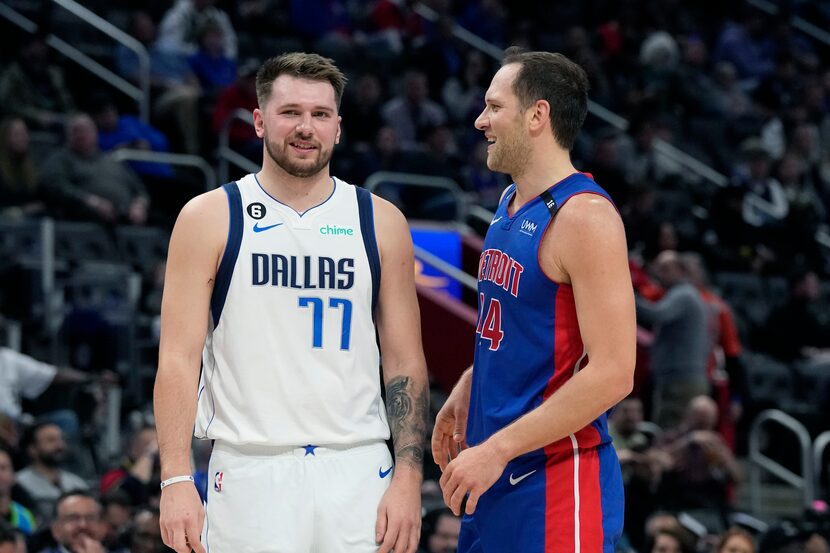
[431,372,472,472]
[439,441,507,517]
[159,483,206,553]
[375,475,422,553]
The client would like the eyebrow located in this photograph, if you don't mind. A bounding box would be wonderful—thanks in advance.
[276,103,335,112]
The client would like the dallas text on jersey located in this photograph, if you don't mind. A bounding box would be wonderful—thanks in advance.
[251,254,355,289]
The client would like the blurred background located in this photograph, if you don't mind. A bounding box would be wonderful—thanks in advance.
[1,0,830,552]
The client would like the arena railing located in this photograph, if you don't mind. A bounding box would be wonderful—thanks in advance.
[217,109,260,184]
[109,149,217,191]
[814,430,830,500]
[0,0,151,122]
[749,409,815,513]
[746,0,830,47]
[412,2,730,189]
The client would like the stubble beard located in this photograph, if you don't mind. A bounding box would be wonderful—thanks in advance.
[487,127,531,180]
[264,134,333,179]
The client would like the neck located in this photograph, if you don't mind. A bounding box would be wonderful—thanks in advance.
[511,144,577,209]
[257,156,334,214]
[33,462,60,483]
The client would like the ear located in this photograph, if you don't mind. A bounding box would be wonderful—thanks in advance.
[253,108,265,138]
[527,99,551,134]
[335,116,342,144]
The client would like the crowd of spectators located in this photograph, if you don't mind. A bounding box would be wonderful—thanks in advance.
[1,1,830,552]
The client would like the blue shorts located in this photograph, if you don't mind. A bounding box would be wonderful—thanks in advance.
[459,442,624,553]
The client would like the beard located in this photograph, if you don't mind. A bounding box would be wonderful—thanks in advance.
[264,133,333,178]
[487,126,531,179]
[39,450,65,468]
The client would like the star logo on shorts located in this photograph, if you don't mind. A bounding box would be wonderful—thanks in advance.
[303,445,318,456]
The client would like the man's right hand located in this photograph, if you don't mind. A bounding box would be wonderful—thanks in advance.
[431,369,473,472]
[159,483,206,553]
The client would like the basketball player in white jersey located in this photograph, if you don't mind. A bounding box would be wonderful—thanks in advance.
[154,53,429,553]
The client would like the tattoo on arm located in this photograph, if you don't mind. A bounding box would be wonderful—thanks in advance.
[386,375,429,472]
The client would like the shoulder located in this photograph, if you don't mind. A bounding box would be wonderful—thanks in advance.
[169,187,232,256]
[555,192,622,232]
[61,471,89,488]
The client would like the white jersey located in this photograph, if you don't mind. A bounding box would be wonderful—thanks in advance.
[194,174,389,446]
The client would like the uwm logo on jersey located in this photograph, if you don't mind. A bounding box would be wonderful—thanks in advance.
[519,219,538,236]
[476,248,524,351]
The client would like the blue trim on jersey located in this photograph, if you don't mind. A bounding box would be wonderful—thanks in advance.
[356,187,381,314]
[211,182,243,327]
[254,174,337,217]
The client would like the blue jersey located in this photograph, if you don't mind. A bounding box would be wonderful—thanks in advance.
[468,172,616,456]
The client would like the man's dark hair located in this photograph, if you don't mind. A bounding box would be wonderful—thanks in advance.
[255,52,347,109]
[56,489,98,510]
[0,519,17,546]
[501,46,589,150]
[20,421,59,451]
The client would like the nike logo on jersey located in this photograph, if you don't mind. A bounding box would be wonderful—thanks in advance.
[379,466,393,478]
[509,470,536,485]
[253,222,284,233]
[490,216,503,226]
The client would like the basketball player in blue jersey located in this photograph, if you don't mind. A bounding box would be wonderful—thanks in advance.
[432,48,636,552]
[154,53,428,553]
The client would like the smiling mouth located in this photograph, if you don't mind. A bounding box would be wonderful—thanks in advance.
[289,141,317,151]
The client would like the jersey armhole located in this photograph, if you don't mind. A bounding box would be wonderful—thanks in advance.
[356,187,381,315]
[210,182,243,327]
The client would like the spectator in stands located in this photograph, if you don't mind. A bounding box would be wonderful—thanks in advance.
[0,34,74,131]
[732,138,788,264]
[418,507,459,553]
[0,520,24,553]
[0,118,44,219]
[40,114,149,225]
[89,95,175,183]
[762,267,830,361]
[716,527,756,553]
[115,12,201,156]
[130,508,164,553]
[610,396,660,550]
[211,60,260,162]
[381,71,447,151]
[40,491,106,553]
[711,62,752,120]
[655,396,741,512]
[99,426,158,507]
[681,253,744,443]
[0,347,114,446]
[636,251,709,428]
[16,423,88,523]
[648,527,696,553]
[99,492,130,553]
[156,0,237,59]
[0,446,36,536]
[186,20,237,95]
[339,73,385,151]
[441,50,489,127]
[712,10,773,82]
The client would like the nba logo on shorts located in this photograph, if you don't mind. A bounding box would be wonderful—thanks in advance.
[214,471,224,492]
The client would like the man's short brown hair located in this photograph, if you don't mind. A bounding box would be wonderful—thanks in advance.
[502,47,589,151]
[255,52,348,109]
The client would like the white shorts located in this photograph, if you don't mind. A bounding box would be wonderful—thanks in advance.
[202,441,393,553]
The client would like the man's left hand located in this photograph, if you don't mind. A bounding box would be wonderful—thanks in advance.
[439,441,507,516]
[376,469,421,553]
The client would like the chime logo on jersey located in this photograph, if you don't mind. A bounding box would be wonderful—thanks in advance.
[319,224,354,236]
[214,471,224,492]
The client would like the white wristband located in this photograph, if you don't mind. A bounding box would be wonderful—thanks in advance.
[160,475,195,490]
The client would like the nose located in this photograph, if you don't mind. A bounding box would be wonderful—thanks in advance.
[474,108,488,132]
[296,113,313,135]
